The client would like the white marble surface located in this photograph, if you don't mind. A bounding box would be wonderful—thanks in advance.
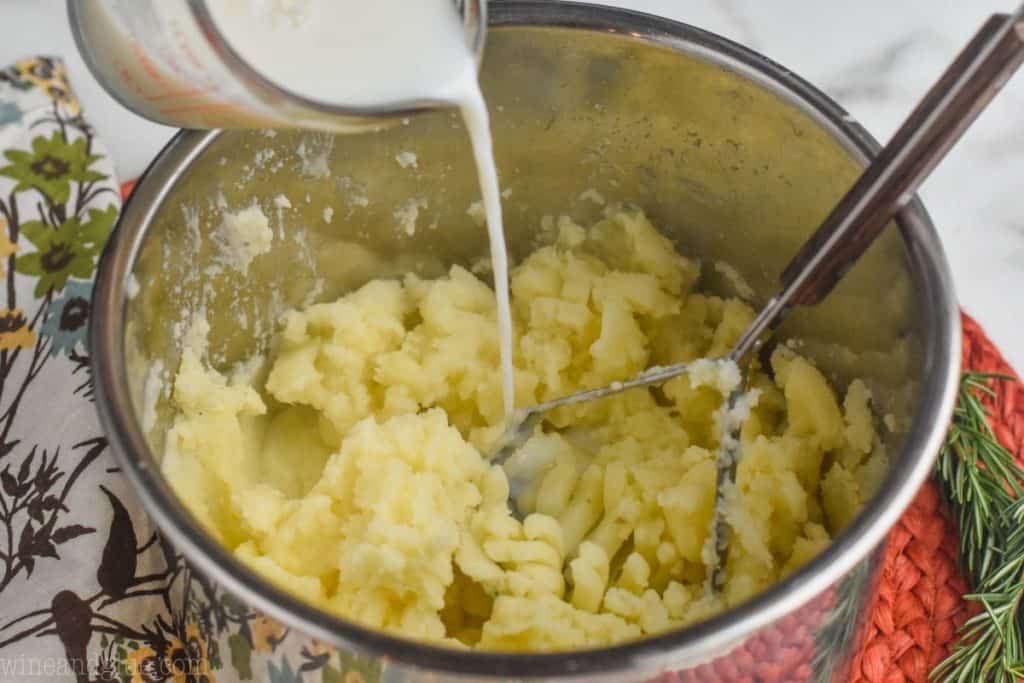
[2,1,1022,370]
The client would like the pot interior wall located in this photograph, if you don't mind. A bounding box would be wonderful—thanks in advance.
[125,25,920,471]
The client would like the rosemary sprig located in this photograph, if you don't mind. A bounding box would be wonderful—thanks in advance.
[811,560,872,683]
[932,372,1024,682]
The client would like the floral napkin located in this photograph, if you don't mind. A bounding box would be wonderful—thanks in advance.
[0,58,378,683]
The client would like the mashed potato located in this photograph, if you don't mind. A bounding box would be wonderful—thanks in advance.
[162,207,887,650]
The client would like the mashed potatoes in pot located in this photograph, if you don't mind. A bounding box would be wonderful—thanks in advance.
[162,207,887,651]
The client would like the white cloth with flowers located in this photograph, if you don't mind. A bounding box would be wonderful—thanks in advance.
[0,57,384,683]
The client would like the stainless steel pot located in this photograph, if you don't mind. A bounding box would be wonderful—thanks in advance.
[90,2,961,681]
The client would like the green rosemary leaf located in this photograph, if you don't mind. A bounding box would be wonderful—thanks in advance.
[932,373,1024,682]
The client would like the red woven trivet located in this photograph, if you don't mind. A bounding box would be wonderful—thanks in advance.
[849,312,1022,683]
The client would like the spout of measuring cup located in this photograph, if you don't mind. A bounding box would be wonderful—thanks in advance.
[458,0,489,66]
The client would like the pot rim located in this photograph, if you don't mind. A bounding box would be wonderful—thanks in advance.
[89,1,961,677]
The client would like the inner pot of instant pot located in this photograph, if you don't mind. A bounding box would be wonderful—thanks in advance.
[91,2,959,680]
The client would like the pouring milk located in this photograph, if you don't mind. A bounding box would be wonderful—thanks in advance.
[206,0,516,418]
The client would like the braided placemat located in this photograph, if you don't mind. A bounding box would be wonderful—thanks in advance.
[849,312,1022,683]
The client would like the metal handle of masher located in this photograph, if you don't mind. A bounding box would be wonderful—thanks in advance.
[707,5,1024,593]
[773,5,1024,315]
[530,5,1024,403]
[494,7,1024,465]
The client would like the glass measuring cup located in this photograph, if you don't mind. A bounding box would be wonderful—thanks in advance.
[67,0,486,133]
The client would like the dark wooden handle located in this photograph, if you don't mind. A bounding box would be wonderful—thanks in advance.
[780,9,1024,307]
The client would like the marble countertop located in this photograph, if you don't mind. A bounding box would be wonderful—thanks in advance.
[3,0,1021,370]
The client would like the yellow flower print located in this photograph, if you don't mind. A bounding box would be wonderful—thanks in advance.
[0,308,35,350]
[11,57,81,115]
[0,220,15,277]
[164,625,216,683]
[127,646,167,683]
[163,636,187,683]
[250,615,287,654]
[306,638,331,658]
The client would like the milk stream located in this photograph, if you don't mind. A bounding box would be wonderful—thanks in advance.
[206,0,517,420]
[458,85,516,420]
